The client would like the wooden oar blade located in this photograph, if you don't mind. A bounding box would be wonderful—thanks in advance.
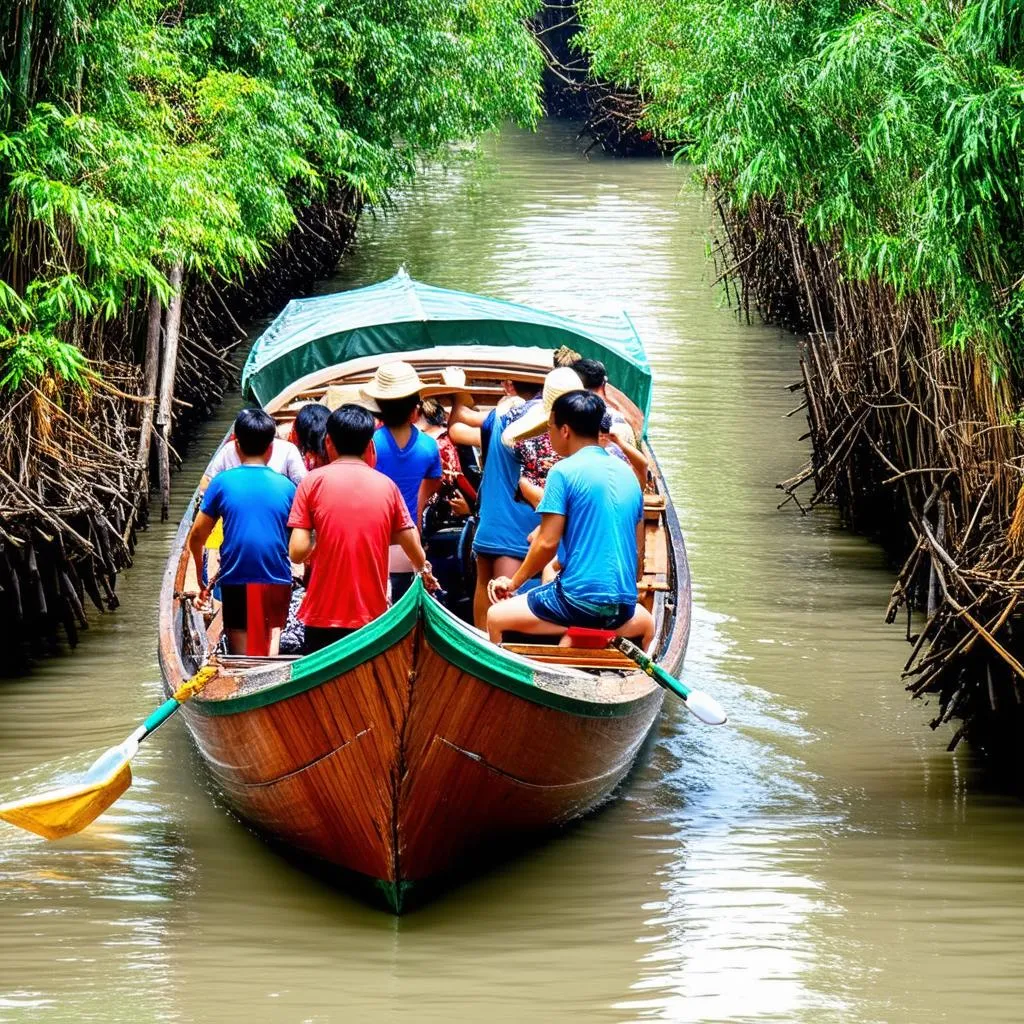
[0,760,132,841]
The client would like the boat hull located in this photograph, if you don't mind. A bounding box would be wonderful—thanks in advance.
[163,585,668,910]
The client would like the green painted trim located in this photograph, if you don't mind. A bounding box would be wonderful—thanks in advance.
[194,582,656,720]
[193,583,420,716]
[421,595,656,719]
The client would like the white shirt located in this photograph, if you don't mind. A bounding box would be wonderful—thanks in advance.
[205,437,307,485]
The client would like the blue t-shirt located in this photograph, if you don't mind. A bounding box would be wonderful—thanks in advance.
[473,403,541,558]
[538,446,643,604]
[373,425,442,525]
[201,465,296,586]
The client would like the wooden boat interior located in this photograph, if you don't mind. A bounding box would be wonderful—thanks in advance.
[172,348,680,687]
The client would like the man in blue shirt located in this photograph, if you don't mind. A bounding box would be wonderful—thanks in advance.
[450,377,544,629]
[187,408,296,655]
[361,361,443,602]
[486,390,654,650]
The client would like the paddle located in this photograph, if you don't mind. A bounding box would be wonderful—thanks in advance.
[611,637,728,725]
[0,665,216,841]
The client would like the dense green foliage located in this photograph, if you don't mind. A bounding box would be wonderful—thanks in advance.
[0,0,542,390]
[575,0,1024,367]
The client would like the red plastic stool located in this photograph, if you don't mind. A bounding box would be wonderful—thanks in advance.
[564,627,617,649]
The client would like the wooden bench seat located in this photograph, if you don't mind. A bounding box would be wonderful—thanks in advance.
[500,644,639,671]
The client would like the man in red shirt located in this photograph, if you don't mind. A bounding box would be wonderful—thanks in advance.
[288,404,439,654]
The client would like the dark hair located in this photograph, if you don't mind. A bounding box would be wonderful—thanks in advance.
[376,394,420,428]
[420,397,447,428]
[233,407,277,456]
[326,404,376,456]
[570,358,608,391]
[551,390,605,438]
[511,380,542,399]
[293,403,330,460]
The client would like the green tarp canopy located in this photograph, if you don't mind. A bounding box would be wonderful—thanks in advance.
[241,270,653,427]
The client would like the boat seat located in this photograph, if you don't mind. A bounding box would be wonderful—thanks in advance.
[639,493,670,604]
[500,643,640,671]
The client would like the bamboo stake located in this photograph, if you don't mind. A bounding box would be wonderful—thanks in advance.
[156,263,184,522]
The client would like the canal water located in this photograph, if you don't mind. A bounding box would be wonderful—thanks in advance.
[3,121,1024,1023]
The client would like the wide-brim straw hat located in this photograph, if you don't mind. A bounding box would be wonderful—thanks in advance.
[359,360,429,402]
[503,367,584,445]
[320,384,381,413]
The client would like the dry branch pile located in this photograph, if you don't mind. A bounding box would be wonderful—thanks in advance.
[718,196,1024,754]
[0,195,360,672]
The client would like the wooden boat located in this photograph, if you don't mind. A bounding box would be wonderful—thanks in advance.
[158,271,691,912]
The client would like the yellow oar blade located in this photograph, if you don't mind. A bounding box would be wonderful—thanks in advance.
[0,759,132,841]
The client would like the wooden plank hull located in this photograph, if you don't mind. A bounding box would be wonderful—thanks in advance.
[163,598,666,910]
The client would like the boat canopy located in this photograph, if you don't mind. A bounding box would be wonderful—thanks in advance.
[241,270,653,426]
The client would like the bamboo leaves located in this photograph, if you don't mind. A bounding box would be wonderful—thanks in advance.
[0,0,543,391]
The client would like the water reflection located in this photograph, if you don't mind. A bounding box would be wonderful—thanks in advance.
[2,121,1024,1023]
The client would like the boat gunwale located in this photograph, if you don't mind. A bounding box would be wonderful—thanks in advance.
[189,583,664,720]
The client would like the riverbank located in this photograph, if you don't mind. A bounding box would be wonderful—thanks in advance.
[0,2,542,670]
[548,0,1024,760]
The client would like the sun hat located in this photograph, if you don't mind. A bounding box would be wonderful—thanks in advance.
[502,367,584,445]
[360,361,426,402]
[320,384,381,413]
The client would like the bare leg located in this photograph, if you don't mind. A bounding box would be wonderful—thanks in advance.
[226,628,247,654]
[487,593,566,645]
[473,554,495,630]
[267,627,282,657]
[494,555,523,579]
[616,603,655,651]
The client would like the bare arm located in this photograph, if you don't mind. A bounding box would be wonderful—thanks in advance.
[508,514,564,591]
[518,476,544,510]
[612,424,649,488]
[416,477,442,531]
[393,526,440,591]
[289,527,314,564]
[187,511,217,596]
[449,389,489,428]
[447,420,481,447]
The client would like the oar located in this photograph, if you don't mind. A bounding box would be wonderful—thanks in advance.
[0,666,216,841]
[612,637,728,725]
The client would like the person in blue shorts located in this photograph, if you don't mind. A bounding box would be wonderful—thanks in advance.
[187,408,296,656]
[485,390,654,650]
[361,361,443,602]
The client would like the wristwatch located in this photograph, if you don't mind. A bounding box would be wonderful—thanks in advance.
[415,561,433,578]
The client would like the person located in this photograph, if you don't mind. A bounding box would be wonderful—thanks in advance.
[200,424,306,490]
[187,408,296,656]
[361,362,443,602]
[570,357,649,488]
[500,368,585,511]
[450,376,547,629]
[288,404,439,654]
[288,402,331,472]
[419,397,474,530]
[486,390,654,650]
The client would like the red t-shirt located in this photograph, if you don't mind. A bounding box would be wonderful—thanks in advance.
[287,460,414,629]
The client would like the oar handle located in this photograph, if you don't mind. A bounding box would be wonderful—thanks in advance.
[612,637,690,699]
[611,637,728,725]
[140,666,217,740]
[140,698,183,738]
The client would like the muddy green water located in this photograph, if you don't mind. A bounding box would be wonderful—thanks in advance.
[3,122,1024,1024]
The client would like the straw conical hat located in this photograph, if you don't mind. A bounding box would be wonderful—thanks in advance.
[502,367,583,445]
[360,361,425,401]
[320,384,381,413]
